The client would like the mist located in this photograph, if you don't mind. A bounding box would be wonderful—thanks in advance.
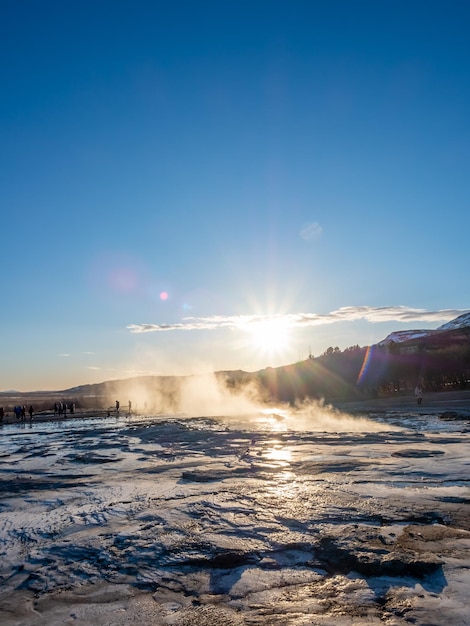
[103,373,397,432]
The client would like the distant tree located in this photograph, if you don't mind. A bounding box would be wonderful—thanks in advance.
[345,344,361,352]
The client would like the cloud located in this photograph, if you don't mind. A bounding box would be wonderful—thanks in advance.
[291,306,468,326]
[127,306,467,334]
[87,366,101,371]
[59,353,70,357]
[300,221,323,241]
[127,316,247,333]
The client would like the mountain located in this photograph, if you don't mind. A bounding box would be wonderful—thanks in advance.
[377,329,435,345]
[437,311,470,331]
[378,311,470,345]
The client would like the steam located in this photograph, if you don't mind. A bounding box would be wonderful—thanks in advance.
[286,399,400,432]
[101,373,263,417]
[176,375,263,417]
[103,373,398,433]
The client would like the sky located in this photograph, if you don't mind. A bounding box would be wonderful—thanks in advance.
[1,0,469,391]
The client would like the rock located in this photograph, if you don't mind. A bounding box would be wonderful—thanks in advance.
[391,449,444,457]
[316,533,443,579]
[439,411,469,421]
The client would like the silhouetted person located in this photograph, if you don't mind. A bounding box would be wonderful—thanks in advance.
[0,407,4,421]
[28,405,33,420]
[415,385,423,405]
[115,400,120,414]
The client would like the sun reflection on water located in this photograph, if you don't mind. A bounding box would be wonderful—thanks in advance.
[264,446,292,462]
[257,408,291,432]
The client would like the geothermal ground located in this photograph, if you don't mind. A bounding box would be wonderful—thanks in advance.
[0,396,469,625]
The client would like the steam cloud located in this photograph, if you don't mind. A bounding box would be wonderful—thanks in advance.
[103,373,398,433]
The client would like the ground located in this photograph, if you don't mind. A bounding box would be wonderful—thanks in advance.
[0,392,469,625]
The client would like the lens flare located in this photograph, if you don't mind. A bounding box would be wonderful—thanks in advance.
[357,345,373,385]
[110,267,139,293]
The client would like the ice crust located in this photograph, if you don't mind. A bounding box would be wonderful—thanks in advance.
[0,408,469,625]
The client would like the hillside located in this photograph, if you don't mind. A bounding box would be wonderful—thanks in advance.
[245,315,470,403]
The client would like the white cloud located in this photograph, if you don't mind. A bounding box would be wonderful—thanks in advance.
[127,306,468,334]
[127,316,249,333]
[59,353,70,357]
[300,221,323,241]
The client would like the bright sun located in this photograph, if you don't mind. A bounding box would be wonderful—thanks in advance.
[248,318,291,354]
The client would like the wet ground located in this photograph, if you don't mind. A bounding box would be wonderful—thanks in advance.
[0,403,469,625]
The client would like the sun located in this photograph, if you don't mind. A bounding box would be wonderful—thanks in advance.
[248,318,291,355]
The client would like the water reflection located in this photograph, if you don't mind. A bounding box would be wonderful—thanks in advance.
[264,446,292,463]
[257,408,290,432]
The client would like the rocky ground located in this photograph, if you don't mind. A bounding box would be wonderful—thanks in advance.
[0,395,469,625]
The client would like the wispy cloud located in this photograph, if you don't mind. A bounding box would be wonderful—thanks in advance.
[86,366,101,371]
[59,353,70,357]
[127,306,467,334]
[300,221,323,241]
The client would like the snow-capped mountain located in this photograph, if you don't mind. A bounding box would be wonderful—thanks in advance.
[378,311,470,345]
[437,311,470,331]
[377,330,435,345]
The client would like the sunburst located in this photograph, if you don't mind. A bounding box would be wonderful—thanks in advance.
[246,317,291,357]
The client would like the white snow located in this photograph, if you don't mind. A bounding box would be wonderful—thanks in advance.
[378,329,436,345]
[437,311,470,331]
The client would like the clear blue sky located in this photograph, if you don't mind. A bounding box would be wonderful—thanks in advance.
[1,0,469,391]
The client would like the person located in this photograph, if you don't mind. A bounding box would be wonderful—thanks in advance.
[415,384,423,405]
[0,407,4,421]
[115,400,120,414]
[28,405,34,420]
[128,400,132,415]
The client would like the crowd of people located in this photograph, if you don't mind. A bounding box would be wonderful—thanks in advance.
[53,401,75,416]
[0,402,77,422]
[0,405,35,421]
[1,399,133,422]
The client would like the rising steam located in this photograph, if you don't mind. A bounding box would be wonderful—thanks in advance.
[103,373,397,433]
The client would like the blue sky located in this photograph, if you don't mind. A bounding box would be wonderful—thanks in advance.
[1,0,469,391]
